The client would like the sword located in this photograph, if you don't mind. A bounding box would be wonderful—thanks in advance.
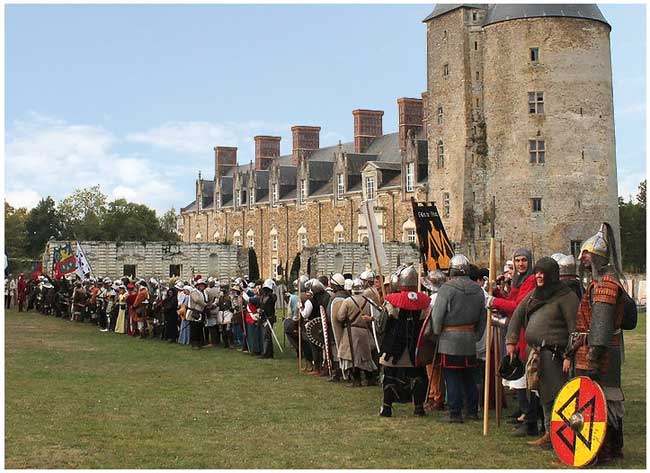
[264,319,284,353]
[362,295,381,350]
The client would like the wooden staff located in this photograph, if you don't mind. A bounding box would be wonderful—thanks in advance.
[298,275,303,372]
[484,196,497,436]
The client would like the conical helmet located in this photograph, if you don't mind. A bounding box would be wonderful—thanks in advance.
[579,223,608,258]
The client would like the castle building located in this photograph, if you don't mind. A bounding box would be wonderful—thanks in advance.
[180,4,620,278]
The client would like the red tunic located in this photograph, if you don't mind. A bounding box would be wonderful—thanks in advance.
[493,273,536,359]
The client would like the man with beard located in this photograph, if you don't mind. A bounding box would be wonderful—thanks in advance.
[431,255,486,424]
[378,264,431,417]
[570,223,631,464]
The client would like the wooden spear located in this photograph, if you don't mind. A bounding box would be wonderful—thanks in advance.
[484,196,497,435]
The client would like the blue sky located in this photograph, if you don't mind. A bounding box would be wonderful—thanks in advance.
[5,3,646,215]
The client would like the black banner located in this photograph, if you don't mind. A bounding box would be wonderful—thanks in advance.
[411,199,454,271]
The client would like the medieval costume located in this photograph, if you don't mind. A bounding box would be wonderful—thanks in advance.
[325,273,349,382]
[431,255,486,423]
[17,274,26,312]
[177,286,191,345]
[334,278,377,387]
[259,280,277,358]
[115,286,128,334]
[244,288,263,355]
[506,257,579,447]
[422,270,448,411]
[204,280,221,347]
[187,280,208,348]
[72,282,87,322]
[162,286,179,342]
[133,281,150,338]
[379,265,431,417]
[571,223,630,464]
[218,283,234,348]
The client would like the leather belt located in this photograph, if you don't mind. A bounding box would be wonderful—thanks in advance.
[442,324,475,333]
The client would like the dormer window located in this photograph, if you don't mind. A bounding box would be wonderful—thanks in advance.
[406,162,414,192]
[364,175,376,201]
[271,182,278,207]
[300,179,307,204]
[337,174,345,200]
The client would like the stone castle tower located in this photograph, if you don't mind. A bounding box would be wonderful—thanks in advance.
[423,4,619,262]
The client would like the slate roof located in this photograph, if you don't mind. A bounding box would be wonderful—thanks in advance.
[423,4,609,28]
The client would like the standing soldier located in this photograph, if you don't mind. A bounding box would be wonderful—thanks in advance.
[378,264,431,417]
[431,254,486,424]
[334,278,377,387]
[572,223,630,464]
[204,278,221,347]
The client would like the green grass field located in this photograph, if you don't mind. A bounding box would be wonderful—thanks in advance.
[5,310,646,469]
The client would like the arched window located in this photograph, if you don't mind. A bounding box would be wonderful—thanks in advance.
[333,222,345,243]
[270,227,278,251]
[437,140,445,168]
[298,226,308,250]
[402,218,417,244]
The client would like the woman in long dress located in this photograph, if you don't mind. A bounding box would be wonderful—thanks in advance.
[114,285,128,334]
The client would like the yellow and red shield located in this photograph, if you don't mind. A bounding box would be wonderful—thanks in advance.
[551,376,607,467]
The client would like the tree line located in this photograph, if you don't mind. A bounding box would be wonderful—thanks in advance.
[5,185,179,272]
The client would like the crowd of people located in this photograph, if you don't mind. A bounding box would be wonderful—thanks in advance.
[6,222,633,466]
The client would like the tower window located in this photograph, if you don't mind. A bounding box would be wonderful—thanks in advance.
[528,91,545,114]
[476,71,479,80]
[530,48,539,62]
[437,141,445,169]
[474,41,478,51]
[531,198,542,213]
[472,11,477,21]
[529,140,545,164]
[570,240,582,257]
[437,106,443,125]
[443,192,450,217]
[443,64,449,77]
[443,30,448,40]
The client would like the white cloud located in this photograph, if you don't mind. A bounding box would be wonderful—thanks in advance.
[5,112,185,215]
[617,166,645,202]
[126,120,291,159]
[5,189,42,210]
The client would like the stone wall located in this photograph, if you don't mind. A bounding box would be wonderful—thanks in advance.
[43,241,247,281]
[301,242,421,278]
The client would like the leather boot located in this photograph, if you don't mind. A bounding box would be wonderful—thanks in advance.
[527,432,551,447]
[379,404,392,417]
[413,404,426,416]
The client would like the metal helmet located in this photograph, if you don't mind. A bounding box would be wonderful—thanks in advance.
[449,254,470,276]
[397,264,419,290]
[579,223,609,258]
[550,253,566,262]
[307,278,325,295]
[558,254,577,277]
[423,269,447,292]
[360,270,376,282]
[389,266,406,293]
[351,278,364,294]
[263,279,276,290]
[344,278,353,292]
[297,274,309,292]
[330,273,346,289]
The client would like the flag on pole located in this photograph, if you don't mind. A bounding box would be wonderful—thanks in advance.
[360,199,388,272]
[411,199,454,271]
[53,242,77,280]
[75,242,92,278]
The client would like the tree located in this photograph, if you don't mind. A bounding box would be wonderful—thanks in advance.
[5,202,28,260]
[159,207,180,242]
[100,199,163,241]
[25,197,62,257]
[58,185,108,240]
[619,181,646,273]
[248,247,260,281]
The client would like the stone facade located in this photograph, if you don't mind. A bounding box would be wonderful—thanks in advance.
[181,98,430,280]
[181,4,620,273]
[42,241,247,282]
[424,4,620,262]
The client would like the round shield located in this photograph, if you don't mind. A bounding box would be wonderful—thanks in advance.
[305,317,325,349]
[551,376,607,467]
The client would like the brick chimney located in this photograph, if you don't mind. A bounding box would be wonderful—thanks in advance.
[254,136,281,171]
[291,126,321,166]
[397,98,424,152]
[353,109,383,153]
[214,146,238,178]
